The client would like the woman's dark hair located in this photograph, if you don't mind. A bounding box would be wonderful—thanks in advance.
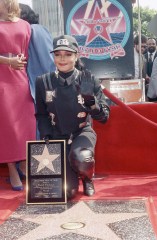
[75,58,85,71]
[19,3,39,24]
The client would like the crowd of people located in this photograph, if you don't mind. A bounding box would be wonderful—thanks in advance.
[133,34,157,101]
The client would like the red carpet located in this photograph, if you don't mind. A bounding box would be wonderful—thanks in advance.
[0,165,25,225]
[94,89,157,174]
[146,197,157,238]
[76,174,157,200]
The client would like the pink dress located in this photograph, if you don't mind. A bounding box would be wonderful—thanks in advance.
[0,19,36,163]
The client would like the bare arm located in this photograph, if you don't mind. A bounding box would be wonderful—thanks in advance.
[0,55,27,70]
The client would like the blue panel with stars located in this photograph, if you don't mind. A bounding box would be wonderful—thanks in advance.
[64,0,134,79]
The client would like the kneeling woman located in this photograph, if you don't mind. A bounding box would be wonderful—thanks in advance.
[35,35,110,199]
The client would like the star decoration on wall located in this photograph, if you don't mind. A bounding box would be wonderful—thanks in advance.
[79,3,117,45]
[32,145,60,173]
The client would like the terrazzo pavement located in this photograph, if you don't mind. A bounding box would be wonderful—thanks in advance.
[0,199,155,240]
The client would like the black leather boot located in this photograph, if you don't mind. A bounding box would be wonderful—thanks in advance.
[82,177,95,196]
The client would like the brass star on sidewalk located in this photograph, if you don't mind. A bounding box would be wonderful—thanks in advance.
[17,201,148,240]
[32,145,60,173]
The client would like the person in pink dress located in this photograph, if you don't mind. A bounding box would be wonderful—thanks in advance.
[0,0,36,190]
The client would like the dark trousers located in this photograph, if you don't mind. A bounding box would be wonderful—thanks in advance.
[66,129,96,191]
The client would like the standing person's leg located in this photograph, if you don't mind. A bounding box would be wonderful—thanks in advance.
[8,162,23,191]
[69,130,96,196]
[16,160,26,181]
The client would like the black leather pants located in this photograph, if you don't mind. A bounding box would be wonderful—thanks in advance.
[67,129,96,191]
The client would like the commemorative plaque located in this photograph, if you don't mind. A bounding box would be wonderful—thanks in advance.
[26,140,67,204]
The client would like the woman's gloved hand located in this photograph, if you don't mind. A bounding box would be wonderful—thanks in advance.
[81,94,95,107]
[80,70,96,108]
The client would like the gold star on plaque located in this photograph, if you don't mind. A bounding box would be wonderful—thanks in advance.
[32,145,60,173]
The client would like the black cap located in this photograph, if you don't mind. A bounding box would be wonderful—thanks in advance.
[51,35,79,53]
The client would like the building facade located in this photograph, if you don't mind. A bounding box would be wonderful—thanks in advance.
[32,0,64,37]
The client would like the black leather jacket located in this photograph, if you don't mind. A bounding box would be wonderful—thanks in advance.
[35,69,110,139]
